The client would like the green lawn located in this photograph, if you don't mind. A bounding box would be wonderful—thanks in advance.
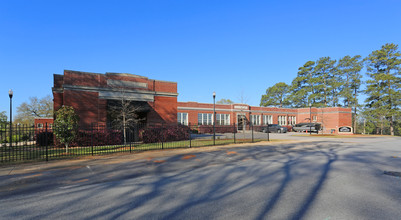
[0,138,269,164]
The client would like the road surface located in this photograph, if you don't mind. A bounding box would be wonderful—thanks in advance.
[1,135,400,219]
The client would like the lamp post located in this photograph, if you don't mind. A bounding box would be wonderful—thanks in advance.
[9,89,13,147]
[213,91,216,145]
[309,103,312,135]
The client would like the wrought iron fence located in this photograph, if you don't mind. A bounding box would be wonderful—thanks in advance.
[0,123,270,164]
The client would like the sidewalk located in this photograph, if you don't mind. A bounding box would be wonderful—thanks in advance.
[0,139,308,176]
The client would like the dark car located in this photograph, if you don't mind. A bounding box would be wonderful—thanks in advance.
[262,124,288,133]
[292,123,321,133]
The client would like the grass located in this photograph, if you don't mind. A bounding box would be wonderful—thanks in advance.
[0,138,270,164]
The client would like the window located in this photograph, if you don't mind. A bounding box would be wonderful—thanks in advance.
[216,114,230,125]
[178,113,188,125]
[278,116,287,125]
[288,116,296,125]
[263,115,273,125]
[250,115,260,125]
[313,116,317,122]
[37,123,43,128]
[198,113,213,125]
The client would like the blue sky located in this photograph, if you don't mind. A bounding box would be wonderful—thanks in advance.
[1,0,400,117]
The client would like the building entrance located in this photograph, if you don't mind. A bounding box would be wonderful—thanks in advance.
[237,114,247,131]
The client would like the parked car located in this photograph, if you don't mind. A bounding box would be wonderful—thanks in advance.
[292,123,321,133]
[262,124,288,133]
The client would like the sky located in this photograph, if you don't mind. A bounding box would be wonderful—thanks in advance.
[1,0,401,118]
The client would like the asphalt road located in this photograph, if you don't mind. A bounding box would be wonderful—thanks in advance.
[1,135,401,220]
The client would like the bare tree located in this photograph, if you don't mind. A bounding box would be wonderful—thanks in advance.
[237,90,249,104]
[108,90,144,144]
[15,95,53,124]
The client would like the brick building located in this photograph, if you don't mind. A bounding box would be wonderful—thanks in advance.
[34,118,54,129]
[53,70,352,134]
[177,102,352,134]
[53,70,178,127]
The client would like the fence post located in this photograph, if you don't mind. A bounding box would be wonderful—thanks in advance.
[129,127,132,153]
[91,125,94,156]
[252,124,254,143]
[161,123,164,150]
[233,123,236,144]
[0,125,2,163]
[189,123,192,148]
[45,123,48,162]
[267,126,270,141]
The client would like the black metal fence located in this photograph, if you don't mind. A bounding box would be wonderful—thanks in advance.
[0,123,270,164]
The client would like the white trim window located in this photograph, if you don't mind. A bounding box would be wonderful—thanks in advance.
[278,116,287,126]
[288,116,296,125]
[178,113,188,125]
[198,113,213,125]
[250,115,261,125]
[216,114,230,125]
[313,116,317,122]
[263,115,273,125]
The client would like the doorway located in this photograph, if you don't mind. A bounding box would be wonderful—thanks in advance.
[237,114,247,131]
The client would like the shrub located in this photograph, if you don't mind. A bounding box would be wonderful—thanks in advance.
[141,124,190,143]
[52,129,122,147]
[35,131,54,146]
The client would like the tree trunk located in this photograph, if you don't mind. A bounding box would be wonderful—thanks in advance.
[66,143,69,153]
[387,70,394,136]
[353,87,357,134]
[389,117,394,136]
[323,78,327,107]
[123,112,127,145]
[353,113,357,134]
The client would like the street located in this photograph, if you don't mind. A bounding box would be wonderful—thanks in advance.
[1,135,401,220]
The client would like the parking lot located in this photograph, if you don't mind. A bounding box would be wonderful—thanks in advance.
[1,135,401,219]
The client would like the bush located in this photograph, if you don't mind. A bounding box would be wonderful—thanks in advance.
[53,129,122,147]
[141,124,190,143]
[72,129,122,147]
[36,131,54,146]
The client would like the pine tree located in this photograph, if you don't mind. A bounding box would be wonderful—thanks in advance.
[288,61,315,107]
[260,82,290,108]
[313,57,336,107]
[337,55,363,133]
[364,43,401,136]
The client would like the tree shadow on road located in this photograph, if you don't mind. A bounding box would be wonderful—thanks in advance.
[2,140,400,219]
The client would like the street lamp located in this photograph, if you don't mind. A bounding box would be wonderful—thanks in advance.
[9,89,13,147]
[213,91,216,145]
[309,103,312,135]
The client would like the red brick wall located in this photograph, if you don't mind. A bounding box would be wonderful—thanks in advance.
[151,96,177,123]
[296,107,352,134]
[53,70,179,126]
[63,90,101,127]
[178,102,352,133]
[63,70,104,87]
[34,118,54,128]
[53,75,64,88]
[53,92,63,112]
[154,81,177,93]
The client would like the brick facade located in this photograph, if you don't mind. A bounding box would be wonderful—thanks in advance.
[177,102,352,134]
[53,70,178,127]
[52,70,352,134]
[34,118,54,129]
